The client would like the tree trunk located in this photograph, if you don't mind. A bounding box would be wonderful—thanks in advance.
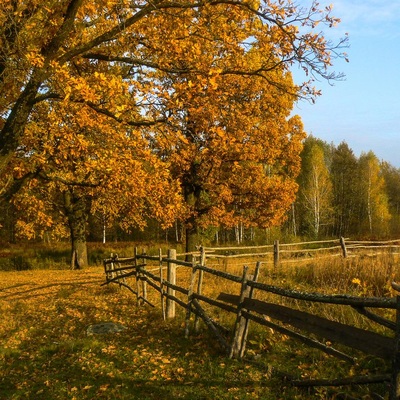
[64,190,88,269]
[185,222,198,255]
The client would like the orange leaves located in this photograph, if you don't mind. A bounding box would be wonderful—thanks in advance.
[0,0,346,246]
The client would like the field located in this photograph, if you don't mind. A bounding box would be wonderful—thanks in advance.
[1,250,399,399]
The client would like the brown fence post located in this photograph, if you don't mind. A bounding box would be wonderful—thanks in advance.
[273,240,279,269]
[194,246,205,332]
[185,256,197,338]
[166,249,177,319]
[159,248,166,320]
[230,265,249,359]
[134,247,141,305]
[239,261,261,358]
[340,237,347,258]
[141,249,147,304]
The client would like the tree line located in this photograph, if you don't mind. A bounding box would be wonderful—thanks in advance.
[292,136,400,240]
[0,1,348,267]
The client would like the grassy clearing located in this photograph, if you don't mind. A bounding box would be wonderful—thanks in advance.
[0,267,293,400]
[1,251,398,399]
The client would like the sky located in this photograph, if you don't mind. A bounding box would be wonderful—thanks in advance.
[292,0,400,167]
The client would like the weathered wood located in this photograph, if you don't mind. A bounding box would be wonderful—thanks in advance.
[239,262,260,358]
[166,249,177,318]
[159,249,165,320]
[141,250,148,305]
[292,374,390,387]
[340,236,348,258]
[193,292,237,314]
[273,240,279,269]
[352,306,396,330]
[218,293,394,360]
[103,264,142,274]
[197,264,243,283]
[241,310,354,363]
[247,281,397,308]
[104,256,136,263]
[134,247,141,305]
[194,247,205,332]
[185,257,197,338]
[230,266,250,359]
[192,298,230,352]
[100,269,137,286]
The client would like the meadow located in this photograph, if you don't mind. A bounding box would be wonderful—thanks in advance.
[1,244,399,399]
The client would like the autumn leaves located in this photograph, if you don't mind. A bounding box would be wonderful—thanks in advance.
[0,1,347,262]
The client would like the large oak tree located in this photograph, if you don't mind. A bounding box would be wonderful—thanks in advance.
[0,0,347,265]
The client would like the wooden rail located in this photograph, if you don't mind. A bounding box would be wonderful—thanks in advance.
[103,241,400,399]
[203,237,400,269]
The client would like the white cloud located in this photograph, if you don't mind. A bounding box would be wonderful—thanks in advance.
[328,0,400,38]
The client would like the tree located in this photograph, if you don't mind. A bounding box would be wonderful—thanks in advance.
[356,152,390,237]
[381,162,400,236]
[155,51,305,251]
[297,138,333,238]
[331,141,358,236]
[0,1,348,263]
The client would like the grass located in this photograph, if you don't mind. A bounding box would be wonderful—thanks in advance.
[1,250,398,399]
[0,267,293,400]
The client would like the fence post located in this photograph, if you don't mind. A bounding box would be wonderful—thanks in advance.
[141,249,147,304]
[340,237,347,258]
[230,265,249,359]
[134,247,141,305]
[273,240,280,269]
[166,249,177,319]
[390,287,400,400]
[159,248,166,320]
[194,246,205,332]
[185,256,197,338]
[239,261,261,358]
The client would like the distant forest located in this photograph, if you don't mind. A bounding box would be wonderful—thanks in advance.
[1,135,398,246]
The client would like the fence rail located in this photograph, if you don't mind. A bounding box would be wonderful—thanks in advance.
[103,239,400,399]
[202,237,400,269]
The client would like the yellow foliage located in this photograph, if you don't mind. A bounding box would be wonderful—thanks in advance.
[0,0,344,242]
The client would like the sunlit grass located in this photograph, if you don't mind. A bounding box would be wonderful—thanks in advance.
[1,249,397,399]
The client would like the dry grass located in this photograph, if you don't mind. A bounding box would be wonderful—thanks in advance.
[1,249,398,399]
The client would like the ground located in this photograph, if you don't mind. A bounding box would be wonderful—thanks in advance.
[0,267,293,400]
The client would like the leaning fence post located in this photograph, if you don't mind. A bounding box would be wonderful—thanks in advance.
[239,262,261,358]
[194,246,205,332]
[340,237,347,258]
[273,240,280,269]
[390,284,400,400]
[230,265,249,359]
[166,249,177,319]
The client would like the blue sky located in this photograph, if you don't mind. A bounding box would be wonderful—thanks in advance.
[293,0,400,167]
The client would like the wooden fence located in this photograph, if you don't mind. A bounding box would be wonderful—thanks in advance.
[102,241,400,399]
[203,237,400,269]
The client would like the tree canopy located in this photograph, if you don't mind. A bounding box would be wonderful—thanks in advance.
[0,0,348,265]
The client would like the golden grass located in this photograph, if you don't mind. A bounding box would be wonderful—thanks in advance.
[1,250,397,399]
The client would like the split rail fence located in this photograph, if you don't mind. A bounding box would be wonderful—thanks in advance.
[204,237,400,269]
[103,240,400,399]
